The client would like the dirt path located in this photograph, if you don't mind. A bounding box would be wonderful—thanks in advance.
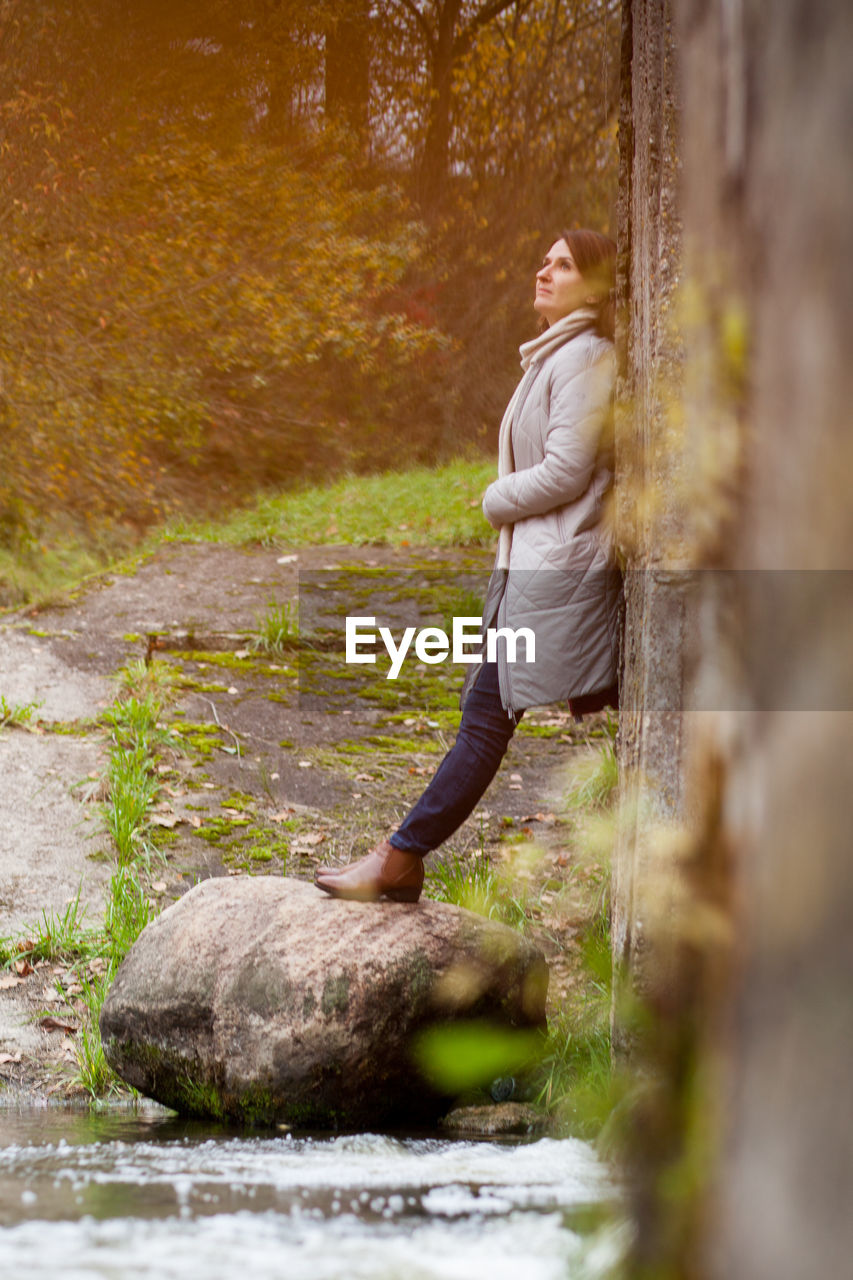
[0,542,609,1096]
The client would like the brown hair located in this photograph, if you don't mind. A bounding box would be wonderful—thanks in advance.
[560,228,617,341]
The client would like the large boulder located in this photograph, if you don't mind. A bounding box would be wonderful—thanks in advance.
[100,876,548,1128]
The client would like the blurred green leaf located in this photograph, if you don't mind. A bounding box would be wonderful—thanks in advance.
[413,1019,543,1093]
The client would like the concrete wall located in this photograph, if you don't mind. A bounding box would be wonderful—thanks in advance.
[616,0,853,1273]
[613,0,688,1023]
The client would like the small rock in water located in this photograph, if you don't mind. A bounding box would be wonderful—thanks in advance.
[440,1102,548,1137]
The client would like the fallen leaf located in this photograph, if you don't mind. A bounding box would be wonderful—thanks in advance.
[0,1052,22,1065]
[270,810,295,823]
[189,815,202,829]
[14,959,33,977]
[151,881,167,894]
[150,813,181,828]
[292,832,324,848]
[40,1017,77,1034]
[164,786,186,799]
[354,772,375,782]
[0,975,23,989]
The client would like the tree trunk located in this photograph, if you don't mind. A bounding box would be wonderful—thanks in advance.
[417,0,463,206]
[325,0,370,137]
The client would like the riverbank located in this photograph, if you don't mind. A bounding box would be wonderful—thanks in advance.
[0,465,617,1129]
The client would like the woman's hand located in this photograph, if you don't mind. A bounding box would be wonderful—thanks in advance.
[482,483,505,529]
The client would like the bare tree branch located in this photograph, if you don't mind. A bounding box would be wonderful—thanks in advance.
[389,0,436,54]
[452,0,536,59]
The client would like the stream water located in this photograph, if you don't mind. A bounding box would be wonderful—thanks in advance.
[0,1106,626,1278]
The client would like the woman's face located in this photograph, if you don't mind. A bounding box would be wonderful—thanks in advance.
[534,239,589,326]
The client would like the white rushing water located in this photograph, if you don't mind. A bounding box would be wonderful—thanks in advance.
[0,1111,627,1278]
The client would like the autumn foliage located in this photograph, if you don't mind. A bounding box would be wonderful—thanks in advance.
[0,0,618,547]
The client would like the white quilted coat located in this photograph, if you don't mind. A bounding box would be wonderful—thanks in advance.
[464,322,622,714]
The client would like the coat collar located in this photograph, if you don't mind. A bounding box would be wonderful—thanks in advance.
[518,307,598,372]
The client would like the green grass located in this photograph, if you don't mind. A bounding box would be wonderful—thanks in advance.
[101,697,165,864]
[566,713,619,810]
[0,887,97,970]
[73,867,154,1097]
[102,867,153,968]
[115,657,180,700]
[0,694,40,729]
[425,849,530,932]
[253,600,299,655]
[0,534,120,611]
[422,844,620,1139]
[63,664,182,1096]
[534,905,620,1137]
[74,970,117,1097]
[0,864,157,1097]
[102,692,170,750]
[0,869,152,1098]
[161,458,496,549]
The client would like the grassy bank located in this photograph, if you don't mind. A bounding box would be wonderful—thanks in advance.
[0,458,496,611]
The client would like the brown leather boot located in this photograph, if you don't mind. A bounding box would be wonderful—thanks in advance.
[313,840,424,903]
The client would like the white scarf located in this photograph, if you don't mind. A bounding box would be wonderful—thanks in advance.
[494,308,597,569]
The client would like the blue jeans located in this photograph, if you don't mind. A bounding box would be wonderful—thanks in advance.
[389,663,524,856]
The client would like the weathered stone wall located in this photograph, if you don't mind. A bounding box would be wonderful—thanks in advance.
[617,0,853,1273]
[612,0,687,1018]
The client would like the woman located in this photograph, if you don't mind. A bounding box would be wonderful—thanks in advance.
[315,228,621,903]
